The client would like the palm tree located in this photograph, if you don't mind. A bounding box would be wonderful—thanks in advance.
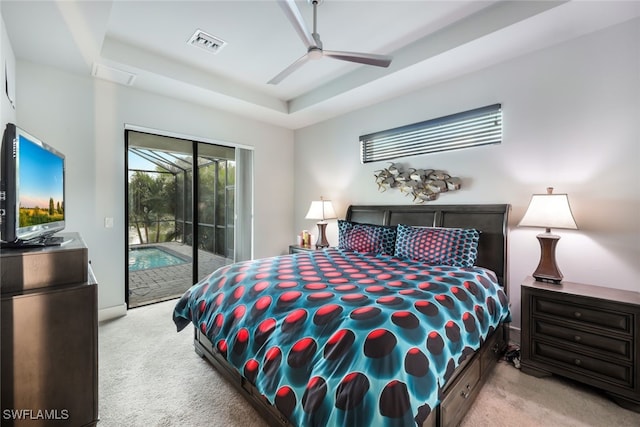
[151,173,176,242]
[129,170,177,244]
[129,171,154,243]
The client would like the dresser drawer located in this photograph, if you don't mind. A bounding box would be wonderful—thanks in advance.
[533,319,631,359]
[533,297,631,333]
[439,359,480,427]
[533,341,633,387]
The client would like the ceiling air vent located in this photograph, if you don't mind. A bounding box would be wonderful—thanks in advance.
[188,29,227,54]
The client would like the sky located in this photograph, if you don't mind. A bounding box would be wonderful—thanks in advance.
[128,150,155,171]
[18,135,64,209]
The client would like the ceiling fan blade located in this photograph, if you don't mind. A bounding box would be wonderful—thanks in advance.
[271,1,392,84]
[323,50,392,68]
[268,53,310,85]
[277,0,316,49]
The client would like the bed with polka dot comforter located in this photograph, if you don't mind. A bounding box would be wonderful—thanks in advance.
[173,248,510,427]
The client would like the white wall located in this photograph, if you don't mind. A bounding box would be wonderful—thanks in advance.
[15,61,295,312]
[293,19,640,332]
[1,14,16,126]
[5,9,638,329]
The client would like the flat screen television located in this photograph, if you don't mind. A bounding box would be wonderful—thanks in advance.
[1,123,66,247]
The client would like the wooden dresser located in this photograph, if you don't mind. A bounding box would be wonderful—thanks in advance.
[1,233,98,426]
[520,276,640,412]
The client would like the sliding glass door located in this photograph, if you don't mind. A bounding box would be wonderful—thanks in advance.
[125,130,251,308]
[194,143,236,283]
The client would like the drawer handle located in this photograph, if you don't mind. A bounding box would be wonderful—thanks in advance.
[574,359,582,366]
[574,335,582,342]
[573,311,582,318]
[460,384,471,399]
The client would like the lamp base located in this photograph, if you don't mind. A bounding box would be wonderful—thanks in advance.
[315,222,330,248]
[532,232,563,284]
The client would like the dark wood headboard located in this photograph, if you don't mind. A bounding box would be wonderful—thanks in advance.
[345,204,510,291]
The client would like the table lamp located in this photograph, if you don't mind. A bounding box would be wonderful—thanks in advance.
[518,187,577,283]
[305,197,337,248]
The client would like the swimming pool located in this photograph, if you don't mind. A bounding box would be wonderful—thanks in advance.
[128,246,190,271]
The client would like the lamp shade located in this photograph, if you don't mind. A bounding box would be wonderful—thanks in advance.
[305,199,337,222]
[518,188,577,230]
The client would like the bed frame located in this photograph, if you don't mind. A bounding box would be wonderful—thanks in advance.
[193,203,510,427]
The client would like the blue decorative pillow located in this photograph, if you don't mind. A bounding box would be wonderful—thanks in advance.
[394,224,480,267]
[337,220,397,255]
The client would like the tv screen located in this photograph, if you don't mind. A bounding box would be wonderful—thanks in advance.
[1,123,66,246]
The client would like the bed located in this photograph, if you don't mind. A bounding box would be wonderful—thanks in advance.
[173,204,511,427]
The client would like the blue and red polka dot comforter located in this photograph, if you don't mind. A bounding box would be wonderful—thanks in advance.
[173,248,510,427]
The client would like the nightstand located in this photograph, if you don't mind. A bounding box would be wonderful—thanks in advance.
[520,276,640,412]
[288,245,321,254]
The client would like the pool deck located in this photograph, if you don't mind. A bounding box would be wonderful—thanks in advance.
[128,242,232,307]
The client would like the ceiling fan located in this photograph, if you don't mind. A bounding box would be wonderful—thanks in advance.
[268,0,393,85]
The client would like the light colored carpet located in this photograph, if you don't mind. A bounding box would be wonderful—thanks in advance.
[98,300,640,427]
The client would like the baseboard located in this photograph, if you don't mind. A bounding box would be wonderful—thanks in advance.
[99,303,127,322]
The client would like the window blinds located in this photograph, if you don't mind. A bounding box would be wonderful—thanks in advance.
[359,104,502,163]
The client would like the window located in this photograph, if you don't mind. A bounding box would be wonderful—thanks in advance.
[359,104,502,163]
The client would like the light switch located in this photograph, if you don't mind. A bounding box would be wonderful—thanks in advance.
[104,217,114,228]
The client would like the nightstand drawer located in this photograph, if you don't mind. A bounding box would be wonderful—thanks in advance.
[534,298,631,333]
[534,319,631,359]
[533,341,633,387]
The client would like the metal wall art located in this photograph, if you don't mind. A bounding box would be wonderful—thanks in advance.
[374,163,461,203]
